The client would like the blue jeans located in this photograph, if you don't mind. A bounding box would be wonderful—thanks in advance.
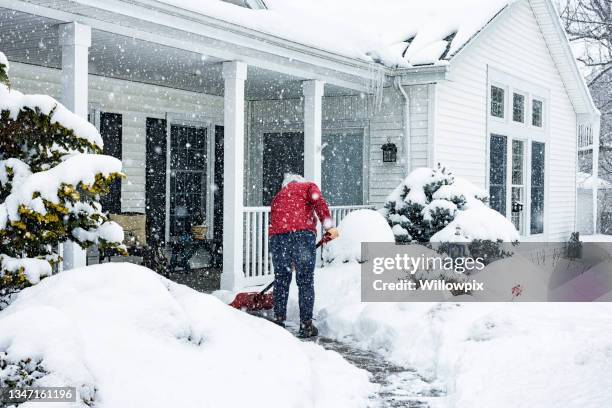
[270,231,316,322]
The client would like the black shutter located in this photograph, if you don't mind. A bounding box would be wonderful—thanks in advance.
[213,126,224,242]
[146,118,167,246]
[531,142,545,234]
[99,112,122,214]
[489,134,507,215]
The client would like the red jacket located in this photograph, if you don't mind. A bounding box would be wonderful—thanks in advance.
[269,182,332,237]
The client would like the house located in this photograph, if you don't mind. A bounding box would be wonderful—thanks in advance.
[0,0,600,290]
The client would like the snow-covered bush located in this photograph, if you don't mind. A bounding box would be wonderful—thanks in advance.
[323,209,394,263]
[0,51,125,302]
[381,165,519,259]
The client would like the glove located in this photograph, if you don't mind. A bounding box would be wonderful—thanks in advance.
[324,227,339,241]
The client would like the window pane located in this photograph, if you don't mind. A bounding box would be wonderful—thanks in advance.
[532,99,543,127]
[322,130,364,206]
[170,125,207,238]
[513,93,525,123]
[491,86,505,118]
[531,142,545,234]
[489,135,507,215]
[512,140,524,185]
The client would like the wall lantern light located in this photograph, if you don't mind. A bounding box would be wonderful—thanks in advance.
[381,138,398,163]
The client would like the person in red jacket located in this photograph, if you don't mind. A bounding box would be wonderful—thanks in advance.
[269,173,339,337]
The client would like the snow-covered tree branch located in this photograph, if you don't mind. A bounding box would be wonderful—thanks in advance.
[0,51,126,302]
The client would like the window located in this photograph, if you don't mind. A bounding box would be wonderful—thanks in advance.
[530,142,545,234]
[169,125,207,238]
[511,140,525,234]
[532,99,543,127]
[513,93,525,123]
[489,134,507,215]
[262,132,304,206]
[491,86,505,118]
[322,130,364,206]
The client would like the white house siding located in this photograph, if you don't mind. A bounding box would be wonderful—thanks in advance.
[248,85,430,207]
[8,62,224,214]
[434,0,577,241]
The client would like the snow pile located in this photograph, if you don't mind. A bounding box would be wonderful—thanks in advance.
[284,262,612,407]
[0,263,375,407]
[577,171,612,189]
[430,203,520,242]
[0,51,8,70]
[324,209,395,264]
[160,0,515,67]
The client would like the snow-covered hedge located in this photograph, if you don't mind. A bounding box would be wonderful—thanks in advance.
[0,51,125,303]
[381,165,519,247]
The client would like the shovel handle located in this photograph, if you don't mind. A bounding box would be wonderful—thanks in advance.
[258,237,329,296]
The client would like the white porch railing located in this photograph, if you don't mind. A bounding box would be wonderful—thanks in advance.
[242,204,375,286]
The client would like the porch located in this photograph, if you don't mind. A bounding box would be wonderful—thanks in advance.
[0,3,384,290]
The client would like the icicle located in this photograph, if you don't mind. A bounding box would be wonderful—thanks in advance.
[366,64,385,113]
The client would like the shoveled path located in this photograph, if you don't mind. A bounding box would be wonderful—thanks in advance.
[285,323,447,408]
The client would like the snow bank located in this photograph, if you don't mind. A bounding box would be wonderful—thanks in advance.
[324,209,395,264]
[0,264,374,407]
[0,51,8,70]
[284,262,612,407]
[160,0,514,67]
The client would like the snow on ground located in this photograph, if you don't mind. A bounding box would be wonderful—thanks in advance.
[159,0,514,67]
[280,215,612,407]
[0,263,374,408]
[581,234,612,242]
[282,262,612,408]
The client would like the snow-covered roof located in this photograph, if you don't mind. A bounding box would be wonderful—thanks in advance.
[159,0,514,67]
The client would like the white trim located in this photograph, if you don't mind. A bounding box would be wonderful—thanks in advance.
[486,66,551,239]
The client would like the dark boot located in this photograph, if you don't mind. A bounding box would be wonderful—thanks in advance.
[298,320,318,338]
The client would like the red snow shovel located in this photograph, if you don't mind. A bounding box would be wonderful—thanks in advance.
[229,236,330,312]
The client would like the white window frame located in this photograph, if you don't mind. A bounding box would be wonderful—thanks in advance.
[486,67,550,240]
[489,83,507,121]
[512,91,527,125]
[531,97,545,129]
[165,113,219,243]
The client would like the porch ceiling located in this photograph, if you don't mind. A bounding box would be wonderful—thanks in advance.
[0,7,363,99]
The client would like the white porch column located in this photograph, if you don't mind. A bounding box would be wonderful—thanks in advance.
[592,113,601,234]
[303,80,325,186]
[59,22,91,270]
[221,61,247,290]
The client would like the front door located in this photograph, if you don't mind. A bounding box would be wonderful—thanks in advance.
[262,132,304,205]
